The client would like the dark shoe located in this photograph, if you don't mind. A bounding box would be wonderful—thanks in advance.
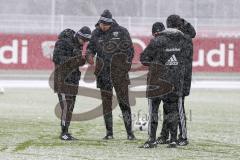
[139,139,157,148]
[166,139,170,144]
[177,138,189,146]
[127,133,136,140]
[103,135,114,140]
[167,141,177,148]
[156,137,167,144]
[60,133,78,141]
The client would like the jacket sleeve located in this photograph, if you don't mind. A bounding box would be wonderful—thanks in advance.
[182,38,193,96]
[73,43,82,56]
[181,19,196,38]
[121,28,134,64]
[86,32,97,58]
[73,44,87,66]
[52,40,70,65]
[140,39,156,66]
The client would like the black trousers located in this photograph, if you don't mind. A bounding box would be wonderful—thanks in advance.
[100,84,132,136]
[58,93,76,133]
[148,94,179,142]
[160,96,187,140]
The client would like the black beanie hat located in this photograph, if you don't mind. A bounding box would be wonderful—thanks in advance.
[99,9,113,25]
[166,14,182,28]
[75,26,91,40]
[152,22,165,34]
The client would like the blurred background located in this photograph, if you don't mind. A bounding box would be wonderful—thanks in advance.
[1,0,240,35]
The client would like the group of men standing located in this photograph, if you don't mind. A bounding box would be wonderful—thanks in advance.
[140,15,196,148]
[52,9,195,148]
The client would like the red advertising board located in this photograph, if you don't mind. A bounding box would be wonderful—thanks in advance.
[0,34,240,72]
[0,34,55,69]
[192,38,240,72]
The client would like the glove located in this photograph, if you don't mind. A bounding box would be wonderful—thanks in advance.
[86,54,94,65]
[79,57,86,66]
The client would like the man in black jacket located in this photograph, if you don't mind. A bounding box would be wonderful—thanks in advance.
[52,26,91,140]
[154,15,195,147]
[139,22,167,148]
[86,10,135,140]
[140,17,191,148]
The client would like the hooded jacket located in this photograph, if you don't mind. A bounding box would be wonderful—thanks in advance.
[179,19,196,96]
[140,28,191,97]
[52,29,83,94]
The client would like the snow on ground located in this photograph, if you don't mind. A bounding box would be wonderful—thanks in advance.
[0,89,239,160]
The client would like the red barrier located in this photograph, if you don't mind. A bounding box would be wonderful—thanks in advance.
[193,38,240,72]
[0,34,55,69]
[0,34,239,72]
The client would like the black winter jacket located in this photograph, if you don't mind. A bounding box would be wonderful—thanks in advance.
[52,29,83,94]
[86,21,134,90]
[140,28,192,97]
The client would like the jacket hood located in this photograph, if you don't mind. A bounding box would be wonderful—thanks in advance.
[58,29,75,41]
[161,28,184,38]
[180,20,196,38]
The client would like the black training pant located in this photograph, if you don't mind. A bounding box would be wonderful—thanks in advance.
[100,84,132,136]
[160,96,187,140]
[148,94,179,142]
[58,93,76,133]
[178,96,187,139]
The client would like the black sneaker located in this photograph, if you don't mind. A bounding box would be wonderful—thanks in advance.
[156,137,167,144]
[103,135,114,140]
[127,133,136,140]
[177,138,189,146]
[167,141,177,148]
[139,139,157,148]
[60,133,78,141]
[166,139,170,144]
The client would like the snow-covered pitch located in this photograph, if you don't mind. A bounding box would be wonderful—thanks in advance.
[0,87,239,160]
